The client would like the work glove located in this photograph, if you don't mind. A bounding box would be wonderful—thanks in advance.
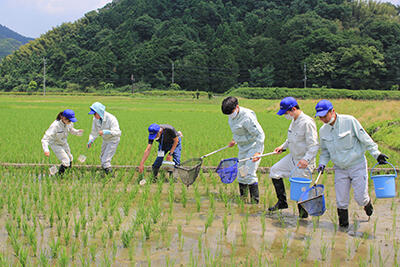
[317,164,325,174]
[377,153,389,165]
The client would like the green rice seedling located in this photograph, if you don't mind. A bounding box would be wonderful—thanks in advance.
[113,211,122,231]
[320,242,328,261]
[241,212,249,245]
[102,231,108,248]
[378,248,390,266]
[39,251,48,267]
[89,244,97,262]
[27,227,37,256]
[369,244,374,263]
[194,185,201,212]
[63,229,71,246]
[58,247,68,267]
[143,219,152,240]
[185,211,193,225]
[204,208,214,233]
[261,211,266,238]
[63,215,70,229]
[198,233,203,254]
[281,234,289,258]
[56,221,63,237]
[80,216,87,231]
[181,184,188,208]
[374,218,378,236]
[49,238,60,258]
[82,231,89,249]
[303,236,311,260]
[74,217,80,238]
[223,211,229,236]
[277,211,285,228]
[71,241,78,261]
[17,247,29,267]
[79,255,89,267]
[121,230,132,248]
[177,224,184,250]
[102,207,109,222]
[150,201,161,224]
[112,240,117,260]
[107,224,113,239]
[209,192,215,211]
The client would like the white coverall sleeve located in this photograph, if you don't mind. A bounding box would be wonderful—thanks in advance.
[352,118,380,159]
[303,122,319,162]
[281,139,289,150]
[109,117,121,137]
[88,120,99,143]
[244,115,265,153]
[69,124,80,135]
[319,136,330,166]
[41,123,56,153]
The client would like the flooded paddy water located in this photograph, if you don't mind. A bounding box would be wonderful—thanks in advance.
[0,166,399,266]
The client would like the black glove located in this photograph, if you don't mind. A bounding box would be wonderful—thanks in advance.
[317,164,325,174]
[377,153,389,165]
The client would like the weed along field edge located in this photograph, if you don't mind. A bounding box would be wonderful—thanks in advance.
[0,95,399,266]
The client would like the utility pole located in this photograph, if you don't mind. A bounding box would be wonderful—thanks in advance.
[303,62,307,88]
[131,74,135,94]
[43,57,46,96]
[171,61,175,84]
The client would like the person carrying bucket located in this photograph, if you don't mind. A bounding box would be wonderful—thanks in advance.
[315,99,388,228]
[268,97,319,218]
[139,123,182,180]
[221,96,265,204]
[87,102,121,175]
[41,109,84,175]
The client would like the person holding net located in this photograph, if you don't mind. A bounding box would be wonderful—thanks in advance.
[139,123,182,180]
[268,97,319,218]
[221,96,265,204]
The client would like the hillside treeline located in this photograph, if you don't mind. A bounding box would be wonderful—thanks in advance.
[1,0,400,92]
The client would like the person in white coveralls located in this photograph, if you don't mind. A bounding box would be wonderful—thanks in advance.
[87,102,121,175]
[42,109,83,175]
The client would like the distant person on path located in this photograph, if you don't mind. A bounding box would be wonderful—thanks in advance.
[221,96,265,204]
[315,99,388,228]
[268,97,319,218]
[139,123,182,180]
[87,102,121,175]
[42,109,83,175]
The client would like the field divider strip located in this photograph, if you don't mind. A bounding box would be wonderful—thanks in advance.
[0,162,398,174]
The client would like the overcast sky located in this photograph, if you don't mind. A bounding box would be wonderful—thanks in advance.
[0,0,399,38]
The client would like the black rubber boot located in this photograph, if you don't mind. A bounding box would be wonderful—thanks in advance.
[337,208,349,228]
[298,203,309,218]
[239,183,249,202]
[268,178,288,211]
[364,200,373,217]
[249,183,260,204]
[58,164,66,175]
[104,167,113,175]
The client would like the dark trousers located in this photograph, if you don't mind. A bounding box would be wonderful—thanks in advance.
[152,138,182,177]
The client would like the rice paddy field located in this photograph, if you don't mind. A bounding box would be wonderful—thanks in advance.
[0,95,399,266]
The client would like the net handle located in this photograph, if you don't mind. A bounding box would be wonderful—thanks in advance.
[201,146,230,159]
[313,171,323,187]
[238,151,277,162]
[370,161,398,179]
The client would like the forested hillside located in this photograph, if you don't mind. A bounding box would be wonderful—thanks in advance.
[1,0,400,92]
[0,25,33,59]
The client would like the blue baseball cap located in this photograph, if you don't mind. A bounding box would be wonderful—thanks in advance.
[315,99,333,117]
[148,123,161,140]
[277,97,298,115]
[62,109,77,122]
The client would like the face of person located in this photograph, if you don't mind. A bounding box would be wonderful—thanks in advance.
[61,117,71,124]
[94,113,101,120]
[319,109,334,124]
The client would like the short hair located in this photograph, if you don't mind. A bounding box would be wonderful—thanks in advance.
[289,105,300,111]
[221,96,238,114]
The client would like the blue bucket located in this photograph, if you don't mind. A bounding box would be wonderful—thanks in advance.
[289,167,312,201]
[370,162,397,198]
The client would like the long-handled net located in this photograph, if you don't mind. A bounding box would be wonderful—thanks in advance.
[297,171,326,216]
[174,146,229,187]
[174,158,203,187]
[215,152,277,184]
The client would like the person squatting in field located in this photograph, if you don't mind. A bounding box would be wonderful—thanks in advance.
[221,96,265,204]
[268,97,319,218]
[41,109,83,175]
[139,123,182,180]
[87,102,121,175]
[315,99,389,228]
